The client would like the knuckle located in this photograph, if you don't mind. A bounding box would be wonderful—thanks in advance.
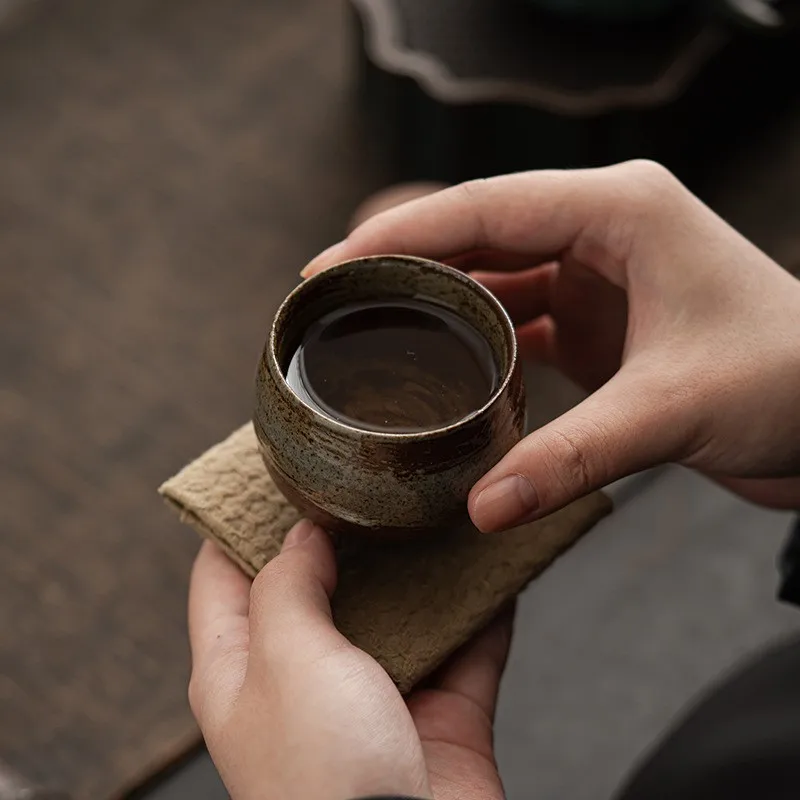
[540,422,608,500]
[623,158,673,180]
[616,159,683,209]
[455,179,491,245]
[598,161,688,260]
[250,556,290,606]
[249,556,294,632]
[553,429,593,495]
[457,177,490,201]
[621,158,675,185]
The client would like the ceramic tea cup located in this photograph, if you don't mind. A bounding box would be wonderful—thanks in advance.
[254,255,526,536]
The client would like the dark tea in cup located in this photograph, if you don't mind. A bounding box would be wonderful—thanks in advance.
[284,298,499,433]
[255,255,525,536]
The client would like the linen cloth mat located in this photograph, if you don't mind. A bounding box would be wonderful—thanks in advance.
[160,424,612,693]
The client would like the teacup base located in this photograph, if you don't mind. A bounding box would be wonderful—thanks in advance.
[264,456,472,539]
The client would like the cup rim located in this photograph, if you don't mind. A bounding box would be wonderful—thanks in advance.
[265,254,518,441]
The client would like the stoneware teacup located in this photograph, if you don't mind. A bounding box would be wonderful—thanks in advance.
[254,255,526,536]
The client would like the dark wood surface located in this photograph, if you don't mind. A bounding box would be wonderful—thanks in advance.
[0,0,387,797]
[2,1,800,799]
[0,759,70,800]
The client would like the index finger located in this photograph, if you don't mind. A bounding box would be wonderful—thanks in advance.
[301,165,635,280]
[433,603,515,720]
[187,541,251,723]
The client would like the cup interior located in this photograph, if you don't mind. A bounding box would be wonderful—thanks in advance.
[271,256,516,432]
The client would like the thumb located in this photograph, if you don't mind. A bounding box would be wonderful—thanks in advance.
[468,364,691,531]
[248,520,342,654]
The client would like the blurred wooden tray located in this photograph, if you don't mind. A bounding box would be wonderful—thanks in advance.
[350,0,800,187]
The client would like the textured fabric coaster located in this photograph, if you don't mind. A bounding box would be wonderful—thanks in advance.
[160,424,612,693]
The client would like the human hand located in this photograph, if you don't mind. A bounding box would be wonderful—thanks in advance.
[303,162,800,529]
[188,522,513,800]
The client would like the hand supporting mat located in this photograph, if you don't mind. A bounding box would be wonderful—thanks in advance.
[160,424,612,693]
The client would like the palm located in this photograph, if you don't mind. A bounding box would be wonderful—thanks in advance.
[410,688,503,800]
[405,608,513,800]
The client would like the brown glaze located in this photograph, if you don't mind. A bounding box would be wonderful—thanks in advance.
[254,255,526,536]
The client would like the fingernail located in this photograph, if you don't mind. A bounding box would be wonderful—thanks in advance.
[282,519,320,550]
[470,474,539,533]
[300,241,347,277]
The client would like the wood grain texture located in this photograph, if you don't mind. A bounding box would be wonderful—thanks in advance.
[0,758,70,800]
[0,0,387,797]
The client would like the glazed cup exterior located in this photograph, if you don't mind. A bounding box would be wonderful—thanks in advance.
[254,255,526,536]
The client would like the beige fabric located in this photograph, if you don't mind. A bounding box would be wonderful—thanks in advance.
[160,424,612,693]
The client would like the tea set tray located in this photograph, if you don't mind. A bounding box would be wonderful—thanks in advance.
[349,0,800,186]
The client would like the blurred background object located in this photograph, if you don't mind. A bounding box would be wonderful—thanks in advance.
[523,0,784,26]
[0,1,387,798]
[0,1,799,799]
[350,0,800,185]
